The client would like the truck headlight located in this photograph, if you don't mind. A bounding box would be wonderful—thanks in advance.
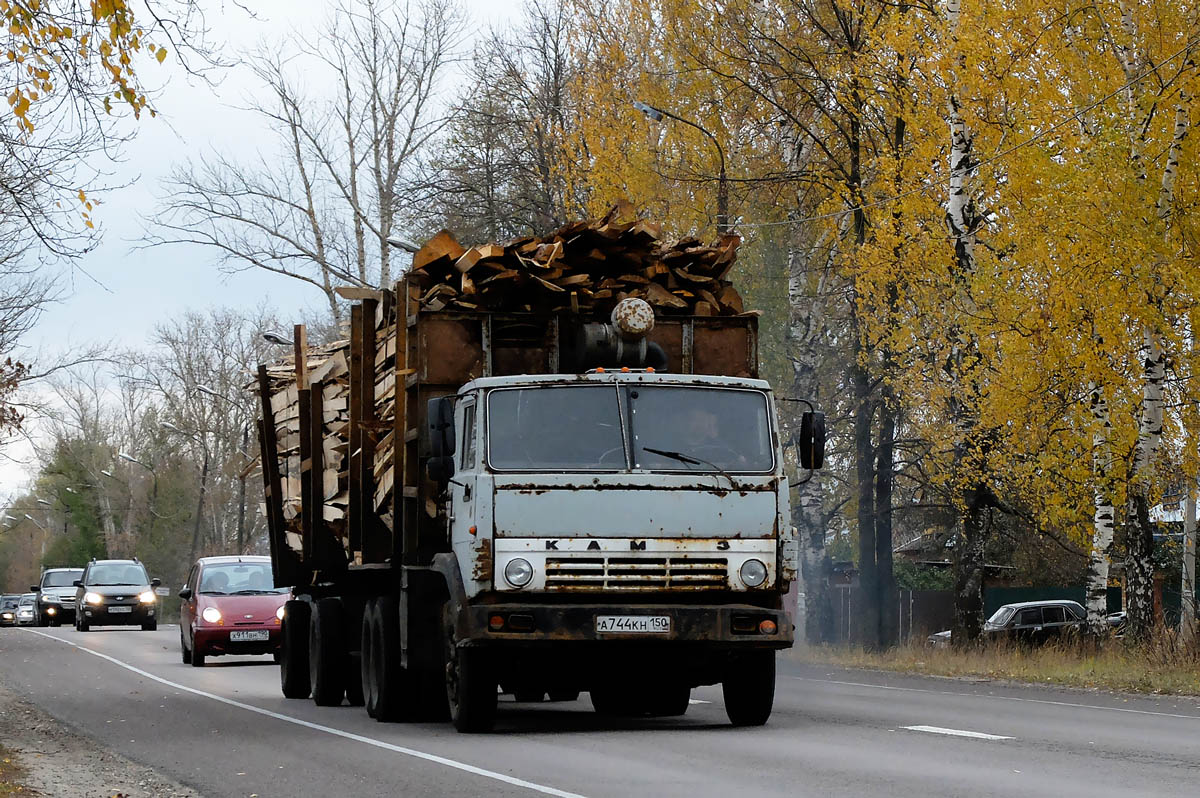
[739,559,767,588]
[504,558,534,588]
[84,592,104,605]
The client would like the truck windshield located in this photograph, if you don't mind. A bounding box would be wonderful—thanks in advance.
[486,384,774,473]
[488,386,625,470]
[631,387,774,473]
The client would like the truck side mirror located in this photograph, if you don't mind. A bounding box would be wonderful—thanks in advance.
[798,411,825,470]
[151,578,161,587]
[30,586,39,593]
[427,456,456,484]
[427,396,456,459]
[73,580,83,588]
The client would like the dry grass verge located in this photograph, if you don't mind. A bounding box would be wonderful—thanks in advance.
[0,744,36,796]
[798,636,1200,696]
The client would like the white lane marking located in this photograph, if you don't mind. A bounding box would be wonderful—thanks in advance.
[903,725,1013,741]
[25,629,587,798]
[793,676,1200,722]
[687,699,711,705]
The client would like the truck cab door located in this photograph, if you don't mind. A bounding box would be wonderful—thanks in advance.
[449,398,484,590]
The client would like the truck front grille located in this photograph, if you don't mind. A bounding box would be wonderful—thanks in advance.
[544,556,728,590]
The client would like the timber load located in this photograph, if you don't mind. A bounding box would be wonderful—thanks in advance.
[406,207,748,317]
[254,209,757,576]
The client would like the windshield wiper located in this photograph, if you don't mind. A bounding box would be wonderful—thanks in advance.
[640,447,740,490]
[232,589,271,595]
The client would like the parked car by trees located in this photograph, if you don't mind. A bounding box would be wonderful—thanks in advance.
[928,600,1087,647]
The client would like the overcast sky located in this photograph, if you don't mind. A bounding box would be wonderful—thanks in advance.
[1,0,524,501]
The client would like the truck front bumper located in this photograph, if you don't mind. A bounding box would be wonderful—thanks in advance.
[463,602,793,649]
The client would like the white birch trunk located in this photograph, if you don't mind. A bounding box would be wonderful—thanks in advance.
[944,0,987,643]
[1086,382,1115,633]
[1183,486,1197,643]
[1126,328,1166,634]
[1111,3,1192,640]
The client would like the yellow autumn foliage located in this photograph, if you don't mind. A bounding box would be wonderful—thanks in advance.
[564,0,1200,558]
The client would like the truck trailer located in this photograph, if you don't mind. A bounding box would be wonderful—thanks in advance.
[254,217,825,732]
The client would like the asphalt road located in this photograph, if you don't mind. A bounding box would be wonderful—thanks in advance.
[1,625,1198,798]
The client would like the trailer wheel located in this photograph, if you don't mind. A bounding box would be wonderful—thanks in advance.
[361,599,379,718]
[722,650,775,726]
[373,595,409,722]
[280,599,311,699]
[309,598,347,706]
[444,605,496,733]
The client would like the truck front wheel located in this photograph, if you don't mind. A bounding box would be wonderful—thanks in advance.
[280,599,311,699]
[443,606,496,733]
[722,650,775,726]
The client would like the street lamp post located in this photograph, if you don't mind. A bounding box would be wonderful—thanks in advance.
[23,513,47,559]
[633,99,729,234]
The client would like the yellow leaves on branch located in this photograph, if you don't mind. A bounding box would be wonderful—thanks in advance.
[1,0,172,134]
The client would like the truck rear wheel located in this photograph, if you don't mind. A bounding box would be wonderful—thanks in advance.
[361,599,379,718]
[722,650,775,726]
[280,599,311,699]
[444,605,496,733]
[309,598,346,706]
[372,595,411,722]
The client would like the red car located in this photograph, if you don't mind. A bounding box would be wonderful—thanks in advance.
[178,555,289,667]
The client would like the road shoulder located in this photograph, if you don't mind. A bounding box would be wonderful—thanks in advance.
[0,681,202,798]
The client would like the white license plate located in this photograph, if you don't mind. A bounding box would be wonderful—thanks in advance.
[595,615,670,634]
[108,606,132,614]
[230,630,269,642]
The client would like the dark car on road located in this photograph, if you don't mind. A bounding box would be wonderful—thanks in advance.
[178,555,288,666]
[928,599,1087,647]
[32,567,84,626]
[74,559,161,632]
[0,594,19,626]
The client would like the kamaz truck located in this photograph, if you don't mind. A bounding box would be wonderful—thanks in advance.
[255,244,824,733]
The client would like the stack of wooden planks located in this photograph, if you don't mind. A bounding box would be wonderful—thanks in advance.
[407,208,748,317]
[260,341,352,554]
